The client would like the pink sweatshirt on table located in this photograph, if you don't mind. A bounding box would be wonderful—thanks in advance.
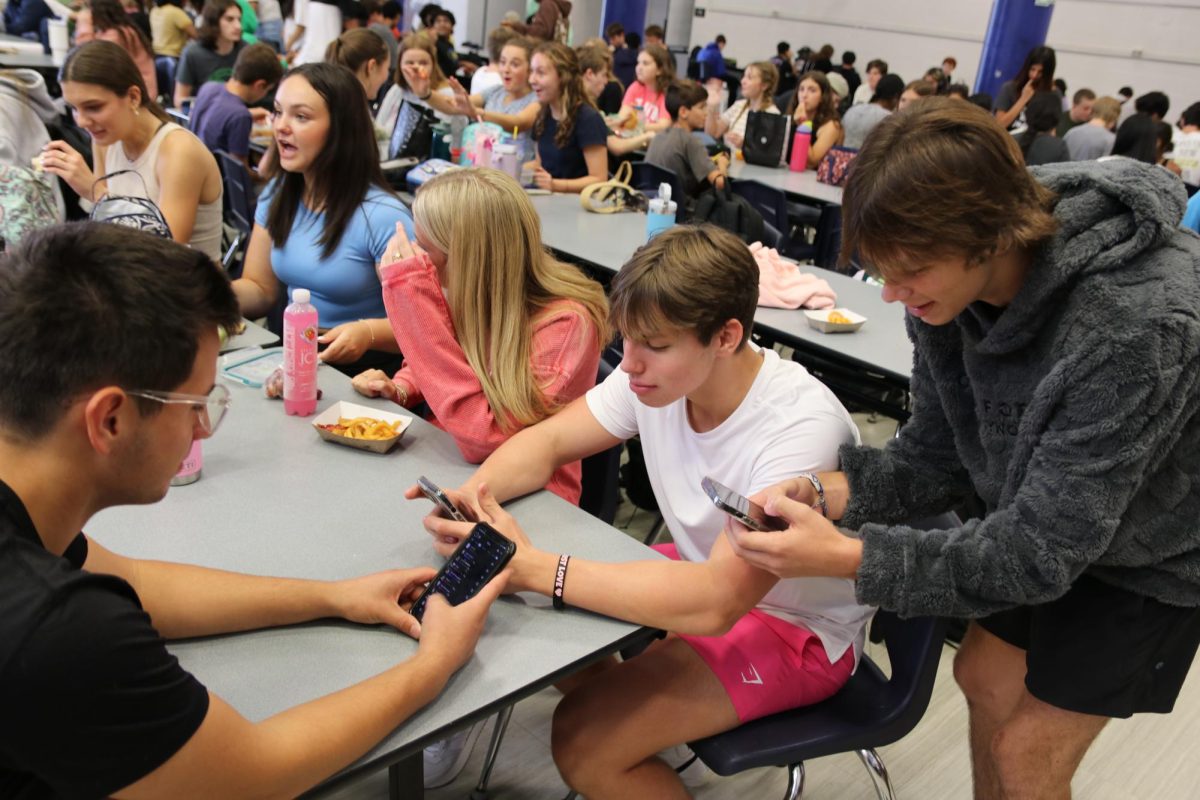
[380,253,602,504]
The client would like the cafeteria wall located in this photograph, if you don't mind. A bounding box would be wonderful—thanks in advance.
[686,0,1200,118]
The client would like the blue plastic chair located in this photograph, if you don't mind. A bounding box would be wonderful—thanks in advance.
[687,512,957,800]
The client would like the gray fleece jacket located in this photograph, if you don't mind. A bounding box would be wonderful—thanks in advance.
[840,159,1200,617]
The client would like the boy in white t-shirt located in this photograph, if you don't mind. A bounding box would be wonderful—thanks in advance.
[417,225,874,798]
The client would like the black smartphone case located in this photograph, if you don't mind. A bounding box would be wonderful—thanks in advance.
[410,522,516,621]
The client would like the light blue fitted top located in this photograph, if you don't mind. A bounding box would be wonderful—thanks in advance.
[256,182,415,326]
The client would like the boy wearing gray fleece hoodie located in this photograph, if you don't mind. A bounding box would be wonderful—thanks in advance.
[727,97,1200,798]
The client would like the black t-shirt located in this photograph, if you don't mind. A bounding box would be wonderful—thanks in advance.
[536,104,608,180]
[0,481,210,799]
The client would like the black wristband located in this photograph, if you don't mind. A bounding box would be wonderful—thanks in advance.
[553,554,570,610]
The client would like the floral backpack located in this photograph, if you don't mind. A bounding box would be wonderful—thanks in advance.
[0,164,60,249]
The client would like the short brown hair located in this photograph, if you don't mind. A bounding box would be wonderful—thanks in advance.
[1072,87,1096,105]
[235,42,284,85]
[610,225,757,348]
[644,24,665,40]
[841,97,1058,278]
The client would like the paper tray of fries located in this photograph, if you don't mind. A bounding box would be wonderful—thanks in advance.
[312,401,413,453]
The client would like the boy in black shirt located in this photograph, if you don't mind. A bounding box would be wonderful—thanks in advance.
[0,223,504,798]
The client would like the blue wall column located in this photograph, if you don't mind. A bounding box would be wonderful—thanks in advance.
[602,0,648,39]
[975,0,1054,98]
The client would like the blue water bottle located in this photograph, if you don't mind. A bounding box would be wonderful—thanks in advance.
[646,183,677,240]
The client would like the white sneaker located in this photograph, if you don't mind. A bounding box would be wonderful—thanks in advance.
[423,718,487,789]
[659,743,716,789]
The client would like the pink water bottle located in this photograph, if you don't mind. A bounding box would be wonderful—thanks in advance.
[789,124,812,172]
[283,288,319,416]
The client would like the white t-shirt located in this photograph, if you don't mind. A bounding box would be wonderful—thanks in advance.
[470,67,503,97]
[1170,130,1200,186]
[586,346,873,663]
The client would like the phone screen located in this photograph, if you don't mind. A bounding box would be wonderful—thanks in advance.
[409,522,515,621]
[701,477,788,532]
[417,476,468,522]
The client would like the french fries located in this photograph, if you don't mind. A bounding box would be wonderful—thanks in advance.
[827,311,853,325]
[317,416,401,440]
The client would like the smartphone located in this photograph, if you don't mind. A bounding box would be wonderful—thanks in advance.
[701,476,788,532]
[409,522,516,621]
[417,475,468,522]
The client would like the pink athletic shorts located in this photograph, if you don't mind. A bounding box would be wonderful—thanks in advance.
[654,543,855,723]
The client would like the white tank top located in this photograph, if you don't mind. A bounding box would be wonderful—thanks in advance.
[104,121,223,265]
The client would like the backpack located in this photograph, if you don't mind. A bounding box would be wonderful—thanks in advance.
[89,170,172,239]
[552,9,571,44]
[691,182,765,244]
[0,164,61,248]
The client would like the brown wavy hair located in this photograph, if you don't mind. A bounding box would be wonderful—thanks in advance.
[639,43,674,95]
[840,97,1058,278]
[532,42,593,149]
[788,71,841,134]
[395,32,447,92]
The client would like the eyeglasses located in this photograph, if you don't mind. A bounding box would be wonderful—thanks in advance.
[125,383,232,436]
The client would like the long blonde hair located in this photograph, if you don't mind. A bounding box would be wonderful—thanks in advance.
[413,168,609,431]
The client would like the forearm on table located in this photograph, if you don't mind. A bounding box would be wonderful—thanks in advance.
[128,560,341,639]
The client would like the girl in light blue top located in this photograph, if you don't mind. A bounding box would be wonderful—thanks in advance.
[441,36,540,162]
[233,62,414,376]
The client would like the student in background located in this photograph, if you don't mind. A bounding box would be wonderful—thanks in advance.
[1017,91,1070,166]
[1171,102,1200,186]
[787,71,844,168]
[376,32,455,132]
[325,28,391,107]
[362,0,400,73]
[92,0,159,102]
[832,51,861,103]
[528,42,607,193]
[470,26,515,96]
[1064,95,1120,160]
[841,73,903,149]
[851,58,887,106]
[898,79,935,111]
[1155,121,1180,174]
[43,41,224,264]
[611,43,674,132]
[190,42,282,174]
[611,32,637,90]
[578,44,624,116]
[577,46,655,159]
[502,0,571,43]
[994,45,1056,130]
[150,0,198,60]
[444,35,540,163]
[255,0,285,52]
[355,168,607,501]
[424,225,870,800]
[175,0,245,108]
[772,41,797,96]
[647,81,728,204]
[1113,111,1158,163]
[643,24,664,47]
[233,63,412,375]
[1057,88,1095,137]
[706,61,779,151]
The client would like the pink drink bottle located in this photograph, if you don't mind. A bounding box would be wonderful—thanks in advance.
[283,288,319,416]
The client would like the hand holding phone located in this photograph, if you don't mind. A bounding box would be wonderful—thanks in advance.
[409,522,516,621]
[417,475,469,522]
[701,476,788,532]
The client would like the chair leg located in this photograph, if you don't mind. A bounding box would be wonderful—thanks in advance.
[469,704,515,799]
[641,515,664,546]
[856,748,896,800]
[783,761,806,800]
